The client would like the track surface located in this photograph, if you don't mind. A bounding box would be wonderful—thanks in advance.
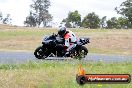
[0,51,132,64]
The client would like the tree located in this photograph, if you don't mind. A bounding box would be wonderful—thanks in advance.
[61,18,71,28]
[115,0,132,28]
[2,14,12,24]
[67,10,81,27]
[25,0,52,27]
[62,19,67,23]
[100,16,107,29]
[117,17,129,29]
[0,12,3,23]
[82,12,100,29]
[65,22,71,28]
[24,12,36,27]
[106,17,118,29]
[0,12,12,24]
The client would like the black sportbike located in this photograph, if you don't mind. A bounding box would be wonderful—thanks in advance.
[34,34,90,59]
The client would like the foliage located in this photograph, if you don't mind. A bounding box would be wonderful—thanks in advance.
[65,22,72,28]
[61,0,132,29]
[82,12,100,29]
[24,12,36,27]
[0,12,3,22]
[115,0,132,28]
[106,17,118,29]
[62,18,72,28]
[106,17,130,29]
[67,10,81,27]
[62,10,81,28]
[0,12,12,24]
[24,0,52,27]
[117,17,129,29]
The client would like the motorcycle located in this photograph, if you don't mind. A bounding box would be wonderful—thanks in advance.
[34,33,90,59]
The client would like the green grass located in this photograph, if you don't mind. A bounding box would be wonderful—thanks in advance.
[0,60,132,88]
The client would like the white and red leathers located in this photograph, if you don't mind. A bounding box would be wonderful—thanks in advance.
[64,30,77,52]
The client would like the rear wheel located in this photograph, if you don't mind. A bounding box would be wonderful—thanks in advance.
[34,46,47,59]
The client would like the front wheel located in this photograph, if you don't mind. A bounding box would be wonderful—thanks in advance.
[34,46,47,59]
[73,46,88,60]
[80,46,88,58]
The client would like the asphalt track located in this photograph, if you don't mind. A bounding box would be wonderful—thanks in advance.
[0,51,132,64]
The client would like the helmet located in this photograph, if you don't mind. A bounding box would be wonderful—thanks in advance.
[58,27,67,37]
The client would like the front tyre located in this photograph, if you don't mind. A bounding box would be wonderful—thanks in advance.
[34,46,47,59]
[74,46,88,60]
[80,46,88,58]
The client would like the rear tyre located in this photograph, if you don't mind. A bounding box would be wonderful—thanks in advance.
[34,46,47,59]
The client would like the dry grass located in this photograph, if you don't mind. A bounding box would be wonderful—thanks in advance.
[88,31,132,55]
[0,25,132,55]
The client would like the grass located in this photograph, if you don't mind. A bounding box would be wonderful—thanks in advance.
[0,60,132,88]
[0,26,132,55]
[0,25,131,88]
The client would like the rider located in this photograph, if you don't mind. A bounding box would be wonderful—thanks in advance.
[58,26,77,55]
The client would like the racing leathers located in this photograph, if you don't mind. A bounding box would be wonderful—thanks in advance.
[63,30,77,53]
